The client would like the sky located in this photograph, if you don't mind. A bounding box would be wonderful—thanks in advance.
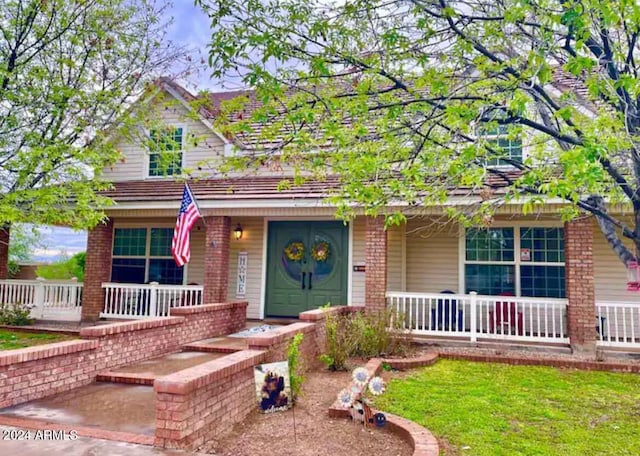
[32,2,216,263]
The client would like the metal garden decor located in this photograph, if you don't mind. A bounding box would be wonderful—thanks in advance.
[337,367,387,428]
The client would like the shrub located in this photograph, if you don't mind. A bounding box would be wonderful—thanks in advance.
[286,333,305,403]
[0,302,34,326]
[319,307,411,371]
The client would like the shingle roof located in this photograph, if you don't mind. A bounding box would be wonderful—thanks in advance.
[102,176,342,201]
[102,170,521,203]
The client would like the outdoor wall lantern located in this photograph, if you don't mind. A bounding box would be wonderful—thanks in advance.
[233,223,243,241]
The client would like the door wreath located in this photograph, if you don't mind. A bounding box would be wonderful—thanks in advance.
[284,241,305,262]
[311,240,330,262]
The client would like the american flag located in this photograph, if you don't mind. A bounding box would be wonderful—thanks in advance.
[171,184,202,267]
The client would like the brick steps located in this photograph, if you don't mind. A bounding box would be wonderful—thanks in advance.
[183,337,248,354]
[96,371,155,386]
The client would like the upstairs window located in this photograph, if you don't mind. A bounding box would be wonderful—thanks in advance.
[477,110,523,166]
[148,127,183,177]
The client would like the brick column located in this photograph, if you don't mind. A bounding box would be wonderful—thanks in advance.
[365,216,387,311]
[203,216,231,304]
[565,217,597,353]
[0,225,9,279]
[81,219,114,321]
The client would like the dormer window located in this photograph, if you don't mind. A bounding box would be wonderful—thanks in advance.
[477,110,523,166]
[148,127,183,177]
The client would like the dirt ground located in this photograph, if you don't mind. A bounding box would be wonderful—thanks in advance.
[201,369,413,456]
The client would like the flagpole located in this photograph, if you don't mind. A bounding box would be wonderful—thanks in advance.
[185,181,206,227]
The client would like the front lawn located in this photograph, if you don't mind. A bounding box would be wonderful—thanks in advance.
[0,329,75,350]
[375,360,640,456]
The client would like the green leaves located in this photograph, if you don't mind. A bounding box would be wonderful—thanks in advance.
[0,0,182,228]
[199,0,640,260]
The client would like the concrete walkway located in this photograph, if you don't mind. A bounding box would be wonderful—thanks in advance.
[0,426,201,456]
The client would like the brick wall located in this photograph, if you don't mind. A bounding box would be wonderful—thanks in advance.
[82,219,114,321]
[365,216,387,311]
[0,302,247,409]
[172,301,248,343]
[204,216,231,303]
[247,322,321,368]
[0,225,9,280]
[154,350,265,449]
[565,217,597,351]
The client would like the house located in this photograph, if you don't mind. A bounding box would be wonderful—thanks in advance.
[70,78,639,352]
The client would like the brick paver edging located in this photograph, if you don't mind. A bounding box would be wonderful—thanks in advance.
[0,415,154,445]
[79,317,183,337]
[381,353,439,370]
[170,301,248,315]
[327,357,440,456]
[0,339,98,367]
[439,351,640,373]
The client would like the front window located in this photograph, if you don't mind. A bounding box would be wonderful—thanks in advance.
[464,227,565,298]
[111,227,184,285]
[148,127,183,176]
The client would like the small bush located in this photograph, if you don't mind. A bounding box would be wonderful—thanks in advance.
[319,307,411,371]
[286,333,305,403]
[0,302,34,326]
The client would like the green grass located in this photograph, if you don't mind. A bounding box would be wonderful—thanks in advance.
[0,329,74,350]
[375,360,640,456]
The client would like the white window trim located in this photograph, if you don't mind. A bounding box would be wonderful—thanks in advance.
[144,124,187,179]
[111,227,187,285]
[459,221,565,297]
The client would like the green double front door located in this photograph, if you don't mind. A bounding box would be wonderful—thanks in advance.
[265,221,348,317]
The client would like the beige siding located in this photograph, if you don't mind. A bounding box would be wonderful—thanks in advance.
[387,225,404,291]
[593,220,640,303]
[351,218,366,305]
[405,219,460,293]
[103,94,226,182]
[226,217,264,319]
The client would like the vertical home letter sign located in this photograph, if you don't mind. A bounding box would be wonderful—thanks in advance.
[237,252,248,297]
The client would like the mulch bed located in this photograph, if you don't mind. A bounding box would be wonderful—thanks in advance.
[201,369,413,456]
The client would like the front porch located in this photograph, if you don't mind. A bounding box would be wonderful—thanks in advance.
[3,212,640,351]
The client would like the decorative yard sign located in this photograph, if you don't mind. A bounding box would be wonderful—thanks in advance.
[254,361,291,413]
[236,252,248,297]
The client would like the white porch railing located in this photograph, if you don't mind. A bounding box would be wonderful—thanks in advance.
[0,279,83,321]
[596,301,640,348]
[101,282,204,319]
[387,291,569,344]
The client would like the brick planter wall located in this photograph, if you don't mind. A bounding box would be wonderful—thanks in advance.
[204,216,231,303]
[247,322,321,367]
[82,219,114,321]
[565,217,597,352]
[154,350,266,449]
[0,225,9,280]
[0,340,99,409]
[0,302,247,409]
[365,216,387,311]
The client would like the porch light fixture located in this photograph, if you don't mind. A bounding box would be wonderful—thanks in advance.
[233,223,243,240]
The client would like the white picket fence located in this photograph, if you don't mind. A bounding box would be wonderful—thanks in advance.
[596,301,640,348]
[0,279,83,321]
[101,282,204,319]
[387,291,569,343]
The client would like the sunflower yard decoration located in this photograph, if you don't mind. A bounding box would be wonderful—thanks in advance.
[284,241,304,262]
[336,367,387,428]
[311,240,330,262]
